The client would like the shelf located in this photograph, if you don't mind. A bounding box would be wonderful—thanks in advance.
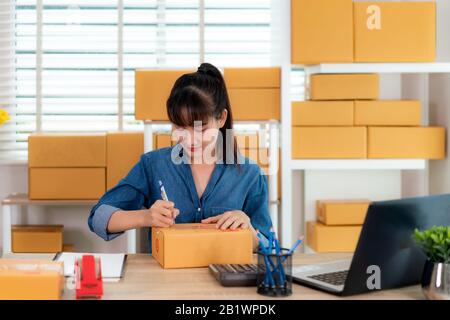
[289,159,427,170]
[298,62,450,74]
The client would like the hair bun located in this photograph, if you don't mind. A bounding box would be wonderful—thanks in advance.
[196,63,223,82]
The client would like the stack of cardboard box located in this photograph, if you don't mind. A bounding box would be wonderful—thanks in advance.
[135,67,281,121]
[24,132,143,253]
[292,73,446,159]
[307,200,370,252]
[291,0,436,64]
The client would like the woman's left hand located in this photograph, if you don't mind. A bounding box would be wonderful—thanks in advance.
[201,210,251,230]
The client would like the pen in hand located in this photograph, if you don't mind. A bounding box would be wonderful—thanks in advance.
[159,180,176,222]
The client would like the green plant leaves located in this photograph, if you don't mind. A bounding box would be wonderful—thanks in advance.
[413,226,450,263]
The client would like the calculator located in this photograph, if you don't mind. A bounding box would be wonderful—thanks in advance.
[208,263,258,287]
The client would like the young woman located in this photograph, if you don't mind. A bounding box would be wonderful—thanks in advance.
[88,63,272,251]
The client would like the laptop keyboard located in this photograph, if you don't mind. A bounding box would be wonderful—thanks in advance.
[307,270,349,286]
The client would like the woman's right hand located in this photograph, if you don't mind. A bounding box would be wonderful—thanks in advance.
[141,200,180,227]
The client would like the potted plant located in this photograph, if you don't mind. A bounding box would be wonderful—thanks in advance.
[413,226,450,300]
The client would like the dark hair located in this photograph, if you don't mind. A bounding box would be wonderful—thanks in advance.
[166,62,238,164]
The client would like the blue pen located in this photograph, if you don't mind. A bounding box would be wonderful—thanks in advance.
[257,231,275,288]
[281,237,303,263]
[274,236,286,285]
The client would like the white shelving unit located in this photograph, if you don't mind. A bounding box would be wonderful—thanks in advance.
[278,1,450,249]
[281,62,450,248]
[290,159,426,171]
[298,62,450,75]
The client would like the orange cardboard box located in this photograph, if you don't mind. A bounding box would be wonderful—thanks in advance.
[135,69,192,120]
[12,225,63,253]
[224,67,280,88]
[368,127,445,159]
[316,200,371,226]
[152,223,253,268]
[28,133,106,168]
[307,221,362,253]
[62,244,75,252]
[106,132,144,190]
[354,100,421,126]
[291,0,354,64]
[0,259,64,300]
[292,101,354,126]
[292,127,367,159]
[135,68,280,121]
[309,74,379,100]
[228,88,280,120]
[354,2,436,62]
[153,133,174,149]
[29,168,106,200]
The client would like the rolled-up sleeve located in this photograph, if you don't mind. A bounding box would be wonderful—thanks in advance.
[243,169,273,243]
[88,154,151,241]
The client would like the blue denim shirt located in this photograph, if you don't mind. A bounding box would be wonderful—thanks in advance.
[88,144,273,251]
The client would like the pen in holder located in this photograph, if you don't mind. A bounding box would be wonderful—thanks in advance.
[256,248,293,297]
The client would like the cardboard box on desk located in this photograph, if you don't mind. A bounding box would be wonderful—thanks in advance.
[309,74,379,101]
[152,223,253,268]
[354,2,436,62]
[291,0,354,64]
[0,259,64,300]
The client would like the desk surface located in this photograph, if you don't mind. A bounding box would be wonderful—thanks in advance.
[56,253,422,300]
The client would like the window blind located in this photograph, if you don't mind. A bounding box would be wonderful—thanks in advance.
[4,0,275,163]
[0,1,19,162]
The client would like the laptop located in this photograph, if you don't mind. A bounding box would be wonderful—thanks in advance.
[292,194,450,296]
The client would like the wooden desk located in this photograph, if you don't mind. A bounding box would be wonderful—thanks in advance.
[57,253,422,300]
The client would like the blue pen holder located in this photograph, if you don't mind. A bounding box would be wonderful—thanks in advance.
[256,248,292,297]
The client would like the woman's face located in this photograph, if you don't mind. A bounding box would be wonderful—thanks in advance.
[173,110,227,160]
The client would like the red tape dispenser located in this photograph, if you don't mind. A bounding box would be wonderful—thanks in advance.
[75,255,103,299]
